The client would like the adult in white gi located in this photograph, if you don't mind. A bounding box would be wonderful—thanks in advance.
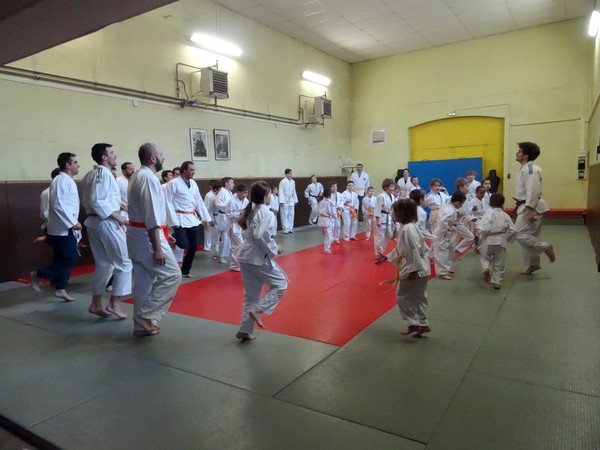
[432,192,466,279]
[304,175,324,225]
[378,199,431,336]
[477,193,516,289]
[513,142,555,274]
[226,184,249,271]
[31,153,81,301]
[373,178,396,257]
[318,188,337,254]
[235,181,287,341]
[278,168,298,233]
[341,181,359,240]
[127,143,181,337]
[81,143,132,319]
[213,177,234,263]
[39,168,61,231]
[350,163,370,223]
[116,161,134,220]
[165,161,213,277]
[397,169,411,200]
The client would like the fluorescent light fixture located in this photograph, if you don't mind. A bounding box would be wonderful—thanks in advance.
[589,11,600,37]
[190,33,242,57]
[302,70,331,86]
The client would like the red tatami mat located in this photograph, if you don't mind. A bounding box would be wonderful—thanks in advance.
[168,234,399,346]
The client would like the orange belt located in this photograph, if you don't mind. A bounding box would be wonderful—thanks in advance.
[176,210,195,214]
[129,221,169,240]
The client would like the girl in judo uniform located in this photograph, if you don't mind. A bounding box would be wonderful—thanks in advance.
[376,199,432,337]
[235,181,288,341]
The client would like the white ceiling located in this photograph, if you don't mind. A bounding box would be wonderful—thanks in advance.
[216,0,595,63]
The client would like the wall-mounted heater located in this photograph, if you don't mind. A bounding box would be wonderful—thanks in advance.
[201,67,229,99]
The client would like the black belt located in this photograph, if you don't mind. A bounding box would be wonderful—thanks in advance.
[381,210,390,214]
[218,210,226,214]
[309,194,319,198]
[514,199,526,207]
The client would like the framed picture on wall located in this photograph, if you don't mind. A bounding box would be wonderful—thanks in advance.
[214,129,230,161]
[189,128,209,162]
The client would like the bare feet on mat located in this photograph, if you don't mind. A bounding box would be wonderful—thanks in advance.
[544,245,555,262]
[439,274,453,281]
[236,332,256,341]
[106,303,127,319]
[133,329,158,337]
[30,271,41,292]
[493,284,501,290]
[55,290,76,301]
[401,325,420,335]
[521,265,541,275]
[483,269,491,284]
[249,308,264,328]
[415,325,431,336]
[133,315,159,333]
[88,304,110,317]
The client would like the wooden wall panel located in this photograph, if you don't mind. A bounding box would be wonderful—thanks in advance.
[587,164,600,271]
[0,176,347,282]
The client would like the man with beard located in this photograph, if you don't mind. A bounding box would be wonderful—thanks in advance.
[127,143,181,337]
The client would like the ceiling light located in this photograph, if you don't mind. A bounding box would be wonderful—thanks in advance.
[302,70,331,87]
[190,33,242,57]
[588,11,600,37]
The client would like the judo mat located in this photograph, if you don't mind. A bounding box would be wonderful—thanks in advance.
[168,235,399,346]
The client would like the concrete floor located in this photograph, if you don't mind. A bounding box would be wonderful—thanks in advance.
[0,223,599,449]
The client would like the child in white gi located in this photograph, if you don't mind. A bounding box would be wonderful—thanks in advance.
[235,181,288,341]
[304,175,324,225]
[468,185,487,251]
[270,186,279,216]
[362,186,377,241]
[432,191,466,280]
[226,184,249,272]
[408,176,421,194]
[426,178,449,231]
[202,180,220,252]
[466,169,481,199]
[317,188,336,254]
[376,199,431,336]
[477,193,515,289]
[341,181,359,240]
[409,189,436,244]
[329,182,343,244]
[374,178,396,258]
[453,178,475,258]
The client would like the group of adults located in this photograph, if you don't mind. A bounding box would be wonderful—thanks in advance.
[32,143,181,337]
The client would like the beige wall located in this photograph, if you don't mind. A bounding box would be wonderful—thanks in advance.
[351,19,592,209]
[0,0,351,181]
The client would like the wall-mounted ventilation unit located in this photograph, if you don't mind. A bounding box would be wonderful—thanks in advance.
[315,96,332,119]
[200,67,229,99]
[372,129,386,144]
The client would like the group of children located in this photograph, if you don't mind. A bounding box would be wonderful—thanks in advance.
[359,170,515,337]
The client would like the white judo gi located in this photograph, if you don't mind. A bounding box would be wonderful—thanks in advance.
[514,162,551,267]
[362,195,377,240]
[477,207,516,285]
[330,190,343,242]
[116,175,129,220]
[432,202,459,276]
[304,182,324,225]
[373,192,395,256]
[278,177,298,233]
[127,166,181,330]
[226,194,249,271]
[236,204,288,334]
[386,222,431,327]
[203,189,216,251]
[82,165,132,297]
[340,188,359,240]
[397,177,411,199]
[317,198,336,253]
[426,191,449,230]
[213,188,233,261]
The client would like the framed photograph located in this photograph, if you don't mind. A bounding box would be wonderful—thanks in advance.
[214,129,231,161]
[189,128,209,161]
